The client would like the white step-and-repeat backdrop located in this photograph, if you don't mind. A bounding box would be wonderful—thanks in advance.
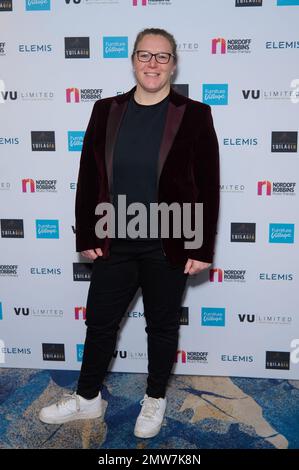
[0,0,299,379]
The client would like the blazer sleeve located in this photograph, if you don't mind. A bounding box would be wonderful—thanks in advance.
[187,105,220,264]
[75,102,103,252]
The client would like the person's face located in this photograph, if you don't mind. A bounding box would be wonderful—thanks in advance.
[133,34,176,94]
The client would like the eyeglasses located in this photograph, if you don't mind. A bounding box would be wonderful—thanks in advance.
[135,50,175,64]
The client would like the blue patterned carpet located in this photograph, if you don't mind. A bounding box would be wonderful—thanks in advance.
[0,368,298,449]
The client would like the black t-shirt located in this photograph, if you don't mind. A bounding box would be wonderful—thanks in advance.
[112,93,169,240]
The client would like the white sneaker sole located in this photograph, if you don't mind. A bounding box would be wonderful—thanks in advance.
[134,425,161,438]
[39,409,102,425]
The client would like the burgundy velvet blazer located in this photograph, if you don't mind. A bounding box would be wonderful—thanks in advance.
[75,86,220,265]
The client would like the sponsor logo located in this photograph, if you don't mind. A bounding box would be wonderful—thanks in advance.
[259,272,293,281]
[201,307,225,326]
[0,265,18,276]
[14,307,63,318]
[31,131,55,151]
[242,88,299,101]
[0,90,17,101]
[1,219,24,238]
[179,306,189,326]
[210,268,246,283]
[231,223,256,242]
[202,84,228,105]
[42,343,65,361]
[238,313,292,325]
[74,307,86,320]
[0,1,13,11]
[0,346,31,356]
[257,180,296,196]
[30,267,62,276]
[25,0,51,11]
[68,131,84,151]
[212,37,252,54]
[19,44,52,52]
[36,220,59,239]
[266,351,290,370]
[22,178,57,192]
[73,262,92,281]
[271,132,298,152]
[266,41,299,49]
[175,350,209,364]
[223,137,258,146]
[269,223,294,243]
[66,87,103,102]
[77,344,84,362]
[235,0,262,6]
[221,354,254,363]
[65,37,90,58]
[277,0,299,5]
[103,36,128,58]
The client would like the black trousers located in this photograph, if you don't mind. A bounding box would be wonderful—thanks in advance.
[77,239,188,399]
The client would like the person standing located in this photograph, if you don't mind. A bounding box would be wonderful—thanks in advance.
[39,28,220,439]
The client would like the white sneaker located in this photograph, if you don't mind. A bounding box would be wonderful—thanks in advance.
[39,391,102,424]
[134,394,167,438]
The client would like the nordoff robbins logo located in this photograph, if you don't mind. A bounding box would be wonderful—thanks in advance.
[95,195,203,249]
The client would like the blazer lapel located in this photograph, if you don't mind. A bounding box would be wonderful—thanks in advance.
[105,92,131,194]
[158,97,186,182]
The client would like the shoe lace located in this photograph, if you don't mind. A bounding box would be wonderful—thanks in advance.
[140,396,160,418]
[56,392,80,412]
